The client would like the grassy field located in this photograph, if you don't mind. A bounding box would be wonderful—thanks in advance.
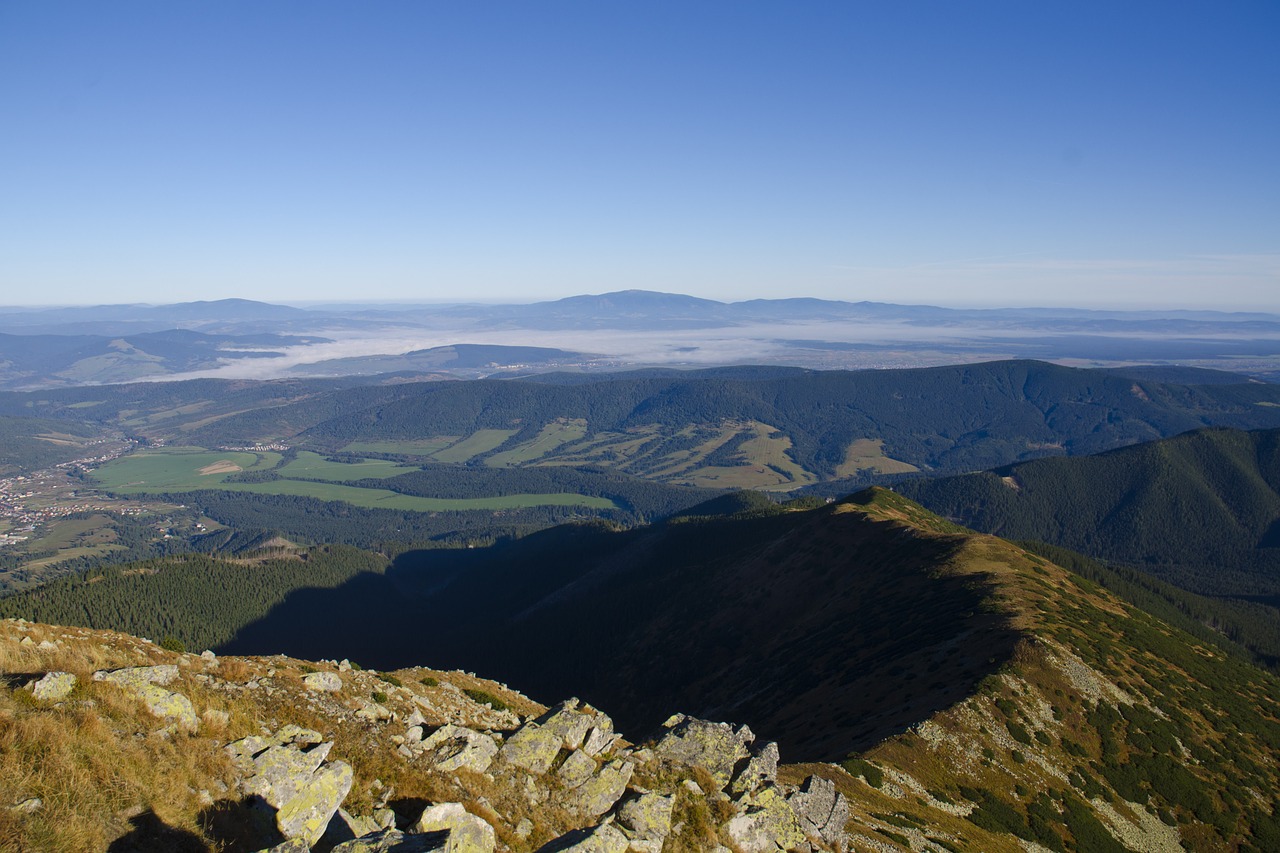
[91,445,615,512]
[342,438,459,457]
[431,429,518,463]
[834,438,920,478]
[278,451,421,481]
[92,447,282,493]
[486,419,588,466]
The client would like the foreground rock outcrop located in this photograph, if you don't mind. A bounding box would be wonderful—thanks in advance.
[0,618,852,852]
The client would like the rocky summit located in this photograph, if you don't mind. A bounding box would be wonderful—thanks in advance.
[0,619,850,852]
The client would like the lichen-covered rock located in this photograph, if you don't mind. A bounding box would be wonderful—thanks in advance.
[582,723,620,757]
[303,671,342,692]
[321,807,384,848]
[93,665,179,688]
[557,749,597,789]
[572,759,634,818]
[787,775,848,849]
[617,791,675,851]
[136,683,199,731]
[729,741,779,798]
[27,671,75,702]
[417,724,499,773]
[245,742,335,807]
[536,821,630,853]
[724,786,805,853]
[275,760,354,847]
[276,724,324,746]
[652,714,754,788]
[413,802,495,853]
[535,698,597,750]
[356,700,393,722]
[500,721,563,774]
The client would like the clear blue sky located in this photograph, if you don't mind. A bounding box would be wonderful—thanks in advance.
[2,1,1277,309]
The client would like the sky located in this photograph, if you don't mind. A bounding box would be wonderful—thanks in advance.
[1,1,1277,310]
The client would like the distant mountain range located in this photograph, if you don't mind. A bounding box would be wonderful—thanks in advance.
[3,291,1280,387]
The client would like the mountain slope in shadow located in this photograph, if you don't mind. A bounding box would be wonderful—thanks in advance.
[222,490,1022,760]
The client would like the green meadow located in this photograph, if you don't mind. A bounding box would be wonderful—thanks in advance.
[92,447,281,493]
[92,445,616,511]
[278,450,421,481]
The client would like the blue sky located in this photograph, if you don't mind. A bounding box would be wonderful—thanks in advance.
[1,1,1277,309]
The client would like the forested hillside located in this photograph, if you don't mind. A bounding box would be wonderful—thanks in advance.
[898,426,1280,597]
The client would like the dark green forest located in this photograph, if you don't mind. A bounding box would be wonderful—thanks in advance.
[898,426,1280,597]
[0,544,386,653]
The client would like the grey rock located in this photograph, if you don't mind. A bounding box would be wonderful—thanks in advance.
[418,725,499,773]
[725,786,805,853]
[246,742,335,807]
[729,741,779,798]
[572,759,634,818]
[786,775,848,849]
[93,665,179,689]
[652,714,754,788]
[356,701,393,722]
[276,760,354,846]
[535,698,596,750]
[304,671,343,692]
[617,791,675,842]
[9,797,42,814]
[136,684,199,731]
[557,749,597,789]
[582,724,620,757]
[413,802,495,853]
[500,722,563,774]
[27,671,75,702]
[535,822,629,853]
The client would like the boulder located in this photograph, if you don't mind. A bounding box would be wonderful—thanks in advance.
[275,760,354,847]
[500,722,563,774]
[93,665,179,689]
[535,699,597,750]
[417,725,499,773]
[729,741,779,798]
[582,724,620,757]
[786,775,849,849]
[572,759,634,818]
[413,802,495,853]
[136,683,199,731]
[724,786,805,853]
[303,671,343,692]
[356,701,393,722]
[245,742,335,806]
[27,671,75,702]
[617,791,675,852]
[556,749,597,789]
[535,821,630,853]
[651,715,754,788]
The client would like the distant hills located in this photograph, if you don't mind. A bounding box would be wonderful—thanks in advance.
[3,291,1280,386]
